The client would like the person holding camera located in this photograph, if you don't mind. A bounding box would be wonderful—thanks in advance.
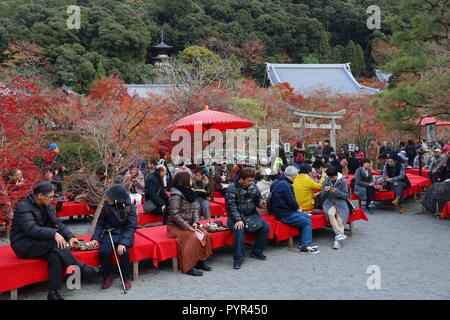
[225,167,270,270]
[122,164,145,205]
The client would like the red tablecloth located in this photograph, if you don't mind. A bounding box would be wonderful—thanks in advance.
[260,208,368,242]
[136,226,177,268]
[0,233,155,293]
[406,168,430,177]
[441,202,450,219]
[136,205,164,226]
[57,201,95,217]
[348,173,431,202]
[210,199,227,217]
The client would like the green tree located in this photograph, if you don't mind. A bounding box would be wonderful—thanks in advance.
[371,0,450,130]
[95,60,106,80]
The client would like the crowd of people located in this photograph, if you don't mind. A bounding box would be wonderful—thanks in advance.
[1,138,449,300]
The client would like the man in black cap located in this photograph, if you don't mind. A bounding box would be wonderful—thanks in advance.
[383,154,411,213]
[10,182,98,300]
[89,184,137,290]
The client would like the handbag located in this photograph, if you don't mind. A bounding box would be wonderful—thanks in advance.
[143,186,161,213]
[243,214,264,232]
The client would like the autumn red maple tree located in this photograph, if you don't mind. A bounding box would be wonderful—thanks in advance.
[0,77,48,229]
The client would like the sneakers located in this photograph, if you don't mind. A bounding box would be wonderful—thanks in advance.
[123,278,132,290]
[47,290,64,300]
[332,240,342,250]
[300,245,320,254]
[299,244,318,249]
[196,260,212,271]
[335,233,347,242]
[186,267,203,276]
[233,262,242,270]
[250,253,267,261]
[102,276,113,289]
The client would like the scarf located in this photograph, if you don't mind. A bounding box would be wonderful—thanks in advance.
[178,186,197,203]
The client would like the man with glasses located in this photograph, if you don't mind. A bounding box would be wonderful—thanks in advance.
[10,182,98,300]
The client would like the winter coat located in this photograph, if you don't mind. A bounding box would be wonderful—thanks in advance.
[144,171,169,208]
[354,167,374,201]
[10,195,74,257]
[167,187,200,230]
[192,180,210,199]
[293,173,325,211]
[321,173,350,224]
[91,201,137,247]
[269,176,299,218]
[225,181,261,222]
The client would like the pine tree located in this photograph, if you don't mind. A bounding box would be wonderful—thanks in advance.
[318,32,331,63]
[95,60,106,80]
[353,43,366,77]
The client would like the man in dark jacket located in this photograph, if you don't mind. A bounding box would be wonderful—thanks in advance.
[322,139,335,158]
[10,182,98,300]
[225,167,270,270]
[89,184,137,290]
[214,161,231,196]
[144,165,169,216]
[269,166,319,254]
[383,154,411,214]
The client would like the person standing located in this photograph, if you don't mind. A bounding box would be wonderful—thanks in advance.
[10,182,98,300]
[368,139,380,169]
[406,139,417,168]
[225,168,270,269]
[293,139,306,168]
[322,139,334,158]
[47,143,65,193]
[89,184,137,290]
[270,166,319,254]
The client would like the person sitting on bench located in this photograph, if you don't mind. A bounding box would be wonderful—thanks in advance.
[10,182,98,300]
[354,158,376,215]
[383,154,411,214]
[321,166,350,250]
[89,184,137,290]
[270,166,319,254]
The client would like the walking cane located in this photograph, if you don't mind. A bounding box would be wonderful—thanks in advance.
[106,229,128,294]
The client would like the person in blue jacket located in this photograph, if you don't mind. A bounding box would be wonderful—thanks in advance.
[269,166,319,254]
[89,184,137,291]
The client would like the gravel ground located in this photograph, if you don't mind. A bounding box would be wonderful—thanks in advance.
[1,200,449,300]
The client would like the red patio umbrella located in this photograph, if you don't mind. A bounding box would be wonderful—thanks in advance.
[168,105,254,202]
[168,105,254,132]
[416,116,450,126]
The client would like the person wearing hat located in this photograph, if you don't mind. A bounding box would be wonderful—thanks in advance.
[428,149,448,183]
[47,143,65,192]
[88,184,137,290]
[269,166,319,254]
[10,182,98,300]
[383,154,411,213]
